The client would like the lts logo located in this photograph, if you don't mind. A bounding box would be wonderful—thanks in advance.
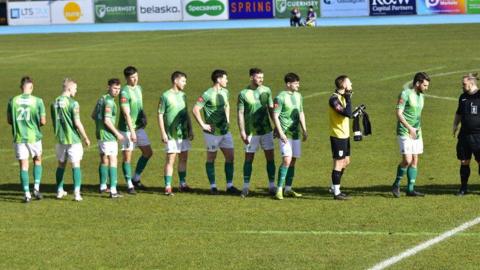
[10,7,49,19]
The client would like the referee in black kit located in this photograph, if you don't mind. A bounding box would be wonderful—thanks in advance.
[453,73,480,196]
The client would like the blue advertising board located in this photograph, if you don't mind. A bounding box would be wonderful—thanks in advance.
[229,0,274,19]
[370,0,416,16]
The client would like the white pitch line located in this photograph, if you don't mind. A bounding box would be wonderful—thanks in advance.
[0,30,214,61]
[303,91,330,99]
[423,94,457,101]
[368,216,480,270]
[402,68,480,101]
[238,230,480,237]
[380,66,446,81]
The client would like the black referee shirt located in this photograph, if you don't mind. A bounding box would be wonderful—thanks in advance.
[457,90,480,136]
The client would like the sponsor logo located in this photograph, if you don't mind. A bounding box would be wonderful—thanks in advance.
[96,4,107,18]
[186,0,225,17]
[10,7,49,19]
[398,98,404,105]
[140,5,181,14]
[230,1,272,13]
[426,0,440,7]
[276,0,320,11]
[64,2,82,22]
[96,4,135,18]
[371,0,415,13]
[120,97,128,103]
[105,107,112,113]
[276,0,287,12]
[372,0,411,4]
[10,8,20,19]
[197,96,204,103]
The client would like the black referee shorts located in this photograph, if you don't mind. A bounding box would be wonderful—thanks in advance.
[330,136,350,160]
[457,134,480,161]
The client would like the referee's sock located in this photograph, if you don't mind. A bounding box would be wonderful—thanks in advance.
[460,164,470,190]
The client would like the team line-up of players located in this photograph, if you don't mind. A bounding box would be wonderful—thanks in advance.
[10,66,476,202]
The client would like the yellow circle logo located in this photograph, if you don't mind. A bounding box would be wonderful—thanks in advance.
[64,2,82,22]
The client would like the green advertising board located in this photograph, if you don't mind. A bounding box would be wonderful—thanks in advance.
[95,0,137,23]
[274,0,320,18]
[467,0,480,13]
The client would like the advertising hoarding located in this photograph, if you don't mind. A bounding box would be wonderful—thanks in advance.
[51,0,95,24]
[229,0,274,19]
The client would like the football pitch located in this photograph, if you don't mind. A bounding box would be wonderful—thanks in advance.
[1,24,480,269]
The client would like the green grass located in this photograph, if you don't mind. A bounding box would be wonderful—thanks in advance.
[0,24,480,269]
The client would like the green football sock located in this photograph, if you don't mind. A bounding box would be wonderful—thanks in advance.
[205,162,215,185]
[122,162,132,183]
[99,164,108,186]
[285,166,295,187]
[72,167,82,192]
[266,160,276,183]
[243,161,253,184]
[20,170,29,192]
[55,167,65,191]
[277,165,289,188]
[33,165,42,186]
[164,175,172,187]
[178,171,186,185]
[225,162,234,184]
[407,166,417,192]
[393,165,407,187]
[134,156,150,176]
[109,166,118,190]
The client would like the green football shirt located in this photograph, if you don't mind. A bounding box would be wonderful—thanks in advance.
[118,85,145,132]
[273,90,303,140]
[396,88,424,138]
[195,87,229,135]
[7,94,45,143]
[158,89,189,140]
[237,85,273,136]
[51,95,81,145]
[93,93,117,142]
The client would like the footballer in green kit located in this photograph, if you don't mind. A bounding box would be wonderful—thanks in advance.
[118,66,153,194]
[158,71,194,196]
[51,78,91,201]
[392,72,430,198]
[272,73,308,200]
[7,76,46,203]
[237,68,276,197]
[193,69,240,195]
[92,78,124,198]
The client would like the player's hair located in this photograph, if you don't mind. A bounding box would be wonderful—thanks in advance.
[123,66,138,78]
[108,78,121,86]
[284,72,300,83]
[211,69,227,83]
[309,5,314,8]
[413,72,430,86]
[249,68,263,77]
[335,75,349,89]
[464,72,479,85]
[20,76,33,89]
[171,71,187,83]
[63,77,77,90]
